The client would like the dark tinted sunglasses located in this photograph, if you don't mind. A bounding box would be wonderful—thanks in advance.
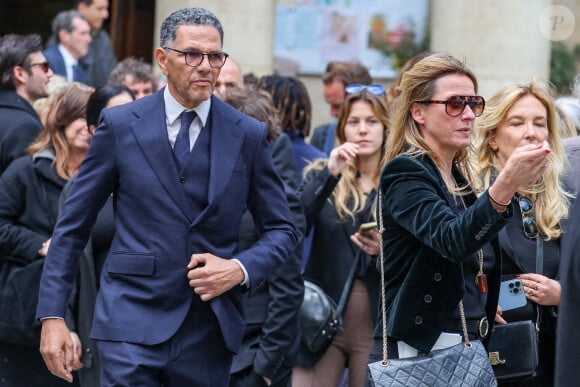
[518,195,538,239]
[416,95,485,117]
[345,83,385,95]
[29,61,51,73]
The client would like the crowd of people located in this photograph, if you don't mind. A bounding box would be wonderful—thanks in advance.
[0,4,580,387]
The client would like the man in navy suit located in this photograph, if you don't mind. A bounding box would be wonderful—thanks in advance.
[36,7,297,387]
[43,10,91,84]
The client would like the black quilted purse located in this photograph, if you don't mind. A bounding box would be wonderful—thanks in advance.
[366,189,498,387]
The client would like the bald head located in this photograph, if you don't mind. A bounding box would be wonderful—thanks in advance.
[214,57,243,99]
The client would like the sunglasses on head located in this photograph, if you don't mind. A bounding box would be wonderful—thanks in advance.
[416,95,485,117]
[345,83,385,96]
[518,195,539,239]
[28,61,51,73]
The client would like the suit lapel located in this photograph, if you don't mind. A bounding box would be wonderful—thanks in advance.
[192,98,243,226]
[129,92,191,221]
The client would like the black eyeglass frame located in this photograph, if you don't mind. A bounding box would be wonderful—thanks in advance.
[163,47,229,69]
[517,195,539,239]
[415,95,486,117]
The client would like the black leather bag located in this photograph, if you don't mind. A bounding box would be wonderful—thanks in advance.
[295,280,342,367]
[0,257,44,345]
[296,252,361,367]
[487,320,539,381]
[367,340,497,387]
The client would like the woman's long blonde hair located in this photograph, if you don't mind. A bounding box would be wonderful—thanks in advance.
[305,89,389,222]
[471,81,570,240]
[384,52,479,185]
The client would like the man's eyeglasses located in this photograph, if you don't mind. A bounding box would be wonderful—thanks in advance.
[163,47,228,69]
[28,61,51,73]
[518,195,539,239]
[416,95,485,117]
[345,83,385,96]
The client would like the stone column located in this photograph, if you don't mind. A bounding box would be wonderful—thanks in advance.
[430,0,552,98]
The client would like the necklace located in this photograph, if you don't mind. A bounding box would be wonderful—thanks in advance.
[454,186,488,295]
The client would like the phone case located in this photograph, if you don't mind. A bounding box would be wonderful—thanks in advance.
[498,279,527,311]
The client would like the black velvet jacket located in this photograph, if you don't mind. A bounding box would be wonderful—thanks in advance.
[376,154,510,353]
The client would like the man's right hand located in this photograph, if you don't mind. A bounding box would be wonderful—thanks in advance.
[39,318,76,383]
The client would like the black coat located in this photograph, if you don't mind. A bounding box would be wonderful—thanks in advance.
[0,90,42,176]
[555,136,580,387]
[377,155,507,353]
[0,152,65,262]
[231,133,305,384]
[300,166,381,324]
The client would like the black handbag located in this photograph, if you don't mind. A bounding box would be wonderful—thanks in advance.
[487,235,544,381]
[296,249,361,367]
[366,189,497,387]
[0,257,44,345]
[487,320,539,381]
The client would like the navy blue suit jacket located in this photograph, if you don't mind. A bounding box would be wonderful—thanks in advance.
[43,46,87,84]
[36,90,297,352]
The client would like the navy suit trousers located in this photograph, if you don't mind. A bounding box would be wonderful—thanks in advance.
[97,296,232,387]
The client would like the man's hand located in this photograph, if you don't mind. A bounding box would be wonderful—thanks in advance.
[39,318,76,383]
[186,253,244,301]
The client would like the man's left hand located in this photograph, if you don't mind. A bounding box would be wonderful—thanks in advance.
[186,253,244,301]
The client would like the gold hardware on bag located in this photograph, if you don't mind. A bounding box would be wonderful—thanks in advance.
[489,352,506,365]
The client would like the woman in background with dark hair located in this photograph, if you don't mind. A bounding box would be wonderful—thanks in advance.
[0,83,92,386]
[61,83,134,387]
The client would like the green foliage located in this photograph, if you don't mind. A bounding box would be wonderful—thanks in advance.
[550,42,576,94]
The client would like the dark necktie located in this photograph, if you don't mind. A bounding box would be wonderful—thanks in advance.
[72,64,80,82]
[174,110,196,170]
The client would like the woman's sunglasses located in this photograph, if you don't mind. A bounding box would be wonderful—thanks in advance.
[345,83,385,96]
[416,95,485,117]
[518,195,539,239]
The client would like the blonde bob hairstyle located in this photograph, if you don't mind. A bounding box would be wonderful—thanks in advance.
[305,89,389,222]
[384,52,478,183]
[471,81,570,240]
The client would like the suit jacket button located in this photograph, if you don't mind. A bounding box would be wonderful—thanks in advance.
[433,273,442,281]
[424,294,432,303]
[415,316,423,325]
[180,176,186,183]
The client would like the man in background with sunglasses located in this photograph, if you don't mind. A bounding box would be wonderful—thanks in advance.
[309,60,373,155]
[0,33,53,176]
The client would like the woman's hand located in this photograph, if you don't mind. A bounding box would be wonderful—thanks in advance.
[491,142,551,202]
[519,273,561,306]
[495,305,507,324]
[327,142,359,177]
[350,228,380,256]
[38,238,51,257]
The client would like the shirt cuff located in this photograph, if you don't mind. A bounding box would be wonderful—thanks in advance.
[232,258,250,287]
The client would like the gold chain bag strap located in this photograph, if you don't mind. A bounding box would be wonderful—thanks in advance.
[366,188,498,387]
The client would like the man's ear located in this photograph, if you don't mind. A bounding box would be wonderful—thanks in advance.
[154,47,168,76]
[410,102,425,125]
[12,66,27,86]
[57,29,68,45]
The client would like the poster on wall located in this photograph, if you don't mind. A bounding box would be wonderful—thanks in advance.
[274,0,429,79]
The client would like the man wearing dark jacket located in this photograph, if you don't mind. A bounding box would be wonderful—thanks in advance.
[0,34,53,175]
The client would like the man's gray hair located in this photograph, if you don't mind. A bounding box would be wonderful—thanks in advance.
[159,8,223,48]
[52,10,87,42]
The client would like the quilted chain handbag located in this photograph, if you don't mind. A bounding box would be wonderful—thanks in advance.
[366,189,498,387]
